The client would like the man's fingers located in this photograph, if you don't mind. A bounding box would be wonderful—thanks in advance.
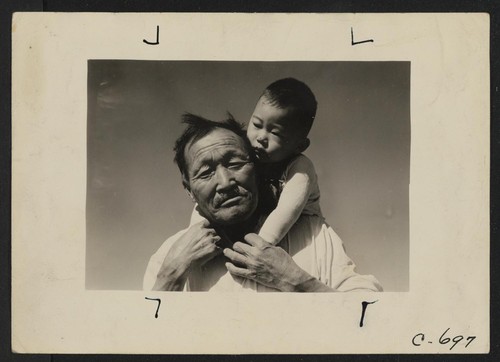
[233,241,253,255]
[244,233,267,248]
[198,246,223,267]
[225,262,254,279]
[205,228,217,237]
[223,248,249,267]
[193,218,217,239]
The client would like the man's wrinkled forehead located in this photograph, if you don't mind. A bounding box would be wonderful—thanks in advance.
[184,129,251,171]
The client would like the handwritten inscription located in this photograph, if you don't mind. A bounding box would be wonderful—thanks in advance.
[412,328,476,350]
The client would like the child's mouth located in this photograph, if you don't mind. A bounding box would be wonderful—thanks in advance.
[253,148,268,160]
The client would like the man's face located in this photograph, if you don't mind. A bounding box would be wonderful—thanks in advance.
[184,128,258,225]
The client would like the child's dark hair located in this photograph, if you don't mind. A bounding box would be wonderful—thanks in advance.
[261,78,317,136]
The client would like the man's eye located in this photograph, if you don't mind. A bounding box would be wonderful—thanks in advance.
[197,169,214,179]
[228,162,246,169]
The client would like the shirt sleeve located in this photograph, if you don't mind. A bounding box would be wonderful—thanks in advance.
[142,229,188,291]
[286,215,383,292]
[322,228,383,292]
[258,155,315,245]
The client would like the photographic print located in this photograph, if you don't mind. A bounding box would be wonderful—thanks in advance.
[12,13,489,354]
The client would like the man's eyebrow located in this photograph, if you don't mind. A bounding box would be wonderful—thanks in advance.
[226,151,251,160]
[189,161,212,179]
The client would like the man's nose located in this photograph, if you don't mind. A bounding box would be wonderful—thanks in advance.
[215,166,236,191]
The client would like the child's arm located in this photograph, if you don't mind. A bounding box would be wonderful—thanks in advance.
[258,157,314,245]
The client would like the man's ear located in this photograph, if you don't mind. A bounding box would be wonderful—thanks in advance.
[185,188,195,202]
[182,176,195,202]
[297,138,310,153]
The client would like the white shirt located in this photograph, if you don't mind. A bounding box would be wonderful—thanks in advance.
[143,214,382,292]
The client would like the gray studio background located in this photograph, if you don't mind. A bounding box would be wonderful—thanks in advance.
[86,61,410,291]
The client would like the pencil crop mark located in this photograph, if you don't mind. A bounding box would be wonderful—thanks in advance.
[143,26,160,45]
[351,27,374,46]
[359,300,378,327]
[145,297,161,318]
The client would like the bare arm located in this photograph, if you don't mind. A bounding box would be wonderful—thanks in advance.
[258,160,313,245]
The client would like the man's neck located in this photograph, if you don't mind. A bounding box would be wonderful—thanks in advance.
[214,214,261,248]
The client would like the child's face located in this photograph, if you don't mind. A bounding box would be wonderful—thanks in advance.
[247,97,307,163]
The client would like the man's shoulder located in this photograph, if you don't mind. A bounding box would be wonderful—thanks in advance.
[143,227,189,290]
[151,228,189,259]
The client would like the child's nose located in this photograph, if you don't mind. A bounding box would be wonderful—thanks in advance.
[257,135,268,147]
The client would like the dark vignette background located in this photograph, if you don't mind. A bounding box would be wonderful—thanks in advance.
[86,61,410,291]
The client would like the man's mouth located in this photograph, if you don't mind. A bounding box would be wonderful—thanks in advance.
[215,190,248,208]
[219,195,244,207]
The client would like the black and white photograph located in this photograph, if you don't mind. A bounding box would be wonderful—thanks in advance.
[86,61,410,292]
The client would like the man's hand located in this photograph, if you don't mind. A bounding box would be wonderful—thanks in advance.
[169,219,222,268]
[223,233,316,292]
[153,219,222,291]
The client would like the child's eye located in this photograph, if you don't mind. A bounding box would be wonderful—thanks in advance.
[252,121,263,129]
[271,131,282,137]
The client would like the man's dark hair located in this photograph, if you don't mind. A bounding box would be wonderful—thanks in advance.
[174,113,252,187]
[261,77,317,136]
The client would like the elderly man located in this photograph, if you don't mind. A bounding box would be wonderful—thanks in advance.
[143,114,381,292]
